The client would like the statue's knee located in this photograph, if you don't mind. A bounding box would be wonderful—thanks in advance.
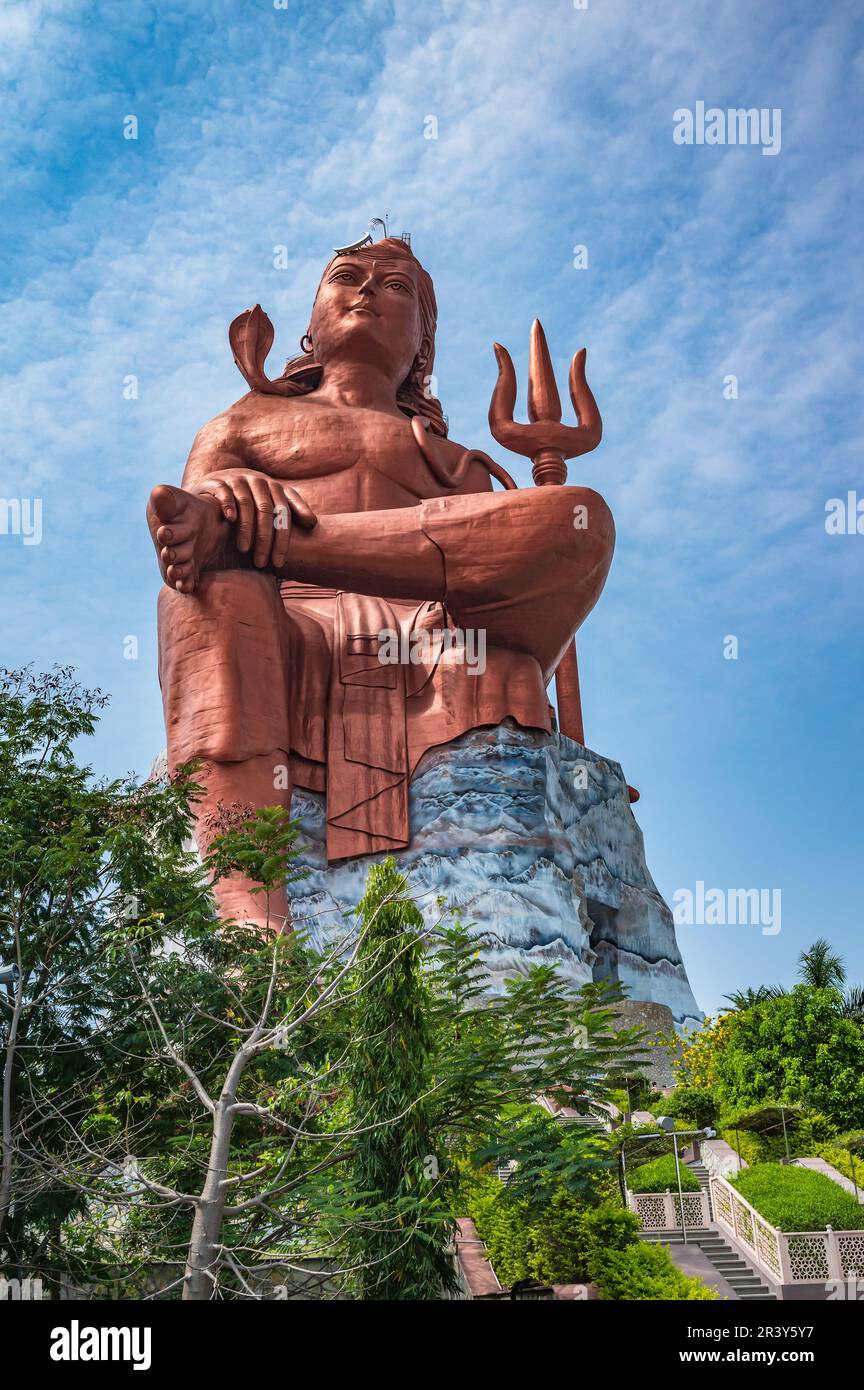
[527,486,614,565]
[554,485,612,537]
[158,568,283,631]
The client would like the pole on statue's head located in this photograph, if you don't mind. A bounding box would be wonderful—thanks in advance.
[488,322,639,803]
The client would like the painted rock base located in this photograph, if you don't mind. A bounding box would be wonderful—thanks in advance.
[289,721,702,1031]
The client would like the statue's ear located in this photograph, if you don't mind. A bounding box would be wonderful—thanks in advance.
[410,336,433,388]
[229,305,275,390]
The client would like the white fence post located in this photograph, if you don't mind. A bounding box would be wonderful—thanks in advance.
[825,1226,842,1280]
[776,1231,792,1284]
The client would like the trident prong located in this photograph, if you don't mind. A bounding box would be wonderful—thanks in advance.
[488,319,602,485]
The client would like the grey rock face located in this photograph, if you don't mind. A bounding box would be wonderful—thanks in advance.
[289,721,702,1031]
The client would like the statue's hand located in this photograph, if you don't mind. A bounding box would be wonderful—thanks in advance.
[193,469,317,570]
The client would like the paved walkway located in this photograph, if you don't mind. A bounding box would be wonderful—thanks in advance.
[793,1156,864,1202]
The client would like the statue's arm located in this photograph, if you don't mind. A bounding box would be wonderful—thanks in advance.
[179,409,316,569]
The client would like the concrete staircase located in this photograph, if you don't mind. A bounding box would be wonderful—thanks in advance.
[687,1156,776,1299]
[688,1159,711,1196]
[640,1227,778,1300]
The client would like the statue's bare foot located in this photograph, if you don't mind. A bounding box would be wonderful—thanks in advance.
[147,484,228,594]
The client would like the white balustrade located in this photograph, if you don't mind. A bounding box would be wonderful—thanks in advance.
[627,1188,711,1231]
[709,1173,864,1285]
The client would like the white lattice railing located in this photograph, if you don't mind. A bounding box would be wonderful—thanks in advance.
[709,1174,864,1285]
[627,1189,711,1231]
[701,1138,747,1179]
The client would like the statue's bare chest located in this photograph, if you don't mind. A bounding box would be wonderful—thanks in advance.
[237,400,437,508]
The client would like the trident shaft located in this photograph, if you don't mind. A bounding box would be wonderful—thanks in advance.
[488,319,601,746]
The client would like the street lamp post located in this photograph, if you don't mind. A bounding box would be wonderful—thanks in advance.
[626,1123,717,1246]
[656,1117,690,1245]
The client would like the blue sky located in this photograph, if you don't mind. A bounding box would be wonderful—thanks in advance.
[1,0,862,1015]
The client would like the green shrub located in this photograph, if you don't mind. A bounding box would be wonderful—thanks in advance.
[459,1169,535,1286]
[650,1087,718,1129]
[629,1154,700,1194]
[588,1241,716,1300]
[528,1197,640,1285]
[607,1088,631,1115]
[720,1126,786,1166]
[721,1108,840,1166]
[730,1164,863,1231]
[461,1164,642,1288]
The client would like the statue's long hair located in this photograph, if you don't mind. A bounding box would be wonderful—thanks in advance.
[276,238,448,438]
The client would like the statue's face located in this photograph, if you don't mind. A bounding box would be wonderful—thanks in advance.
[310,254,425,381]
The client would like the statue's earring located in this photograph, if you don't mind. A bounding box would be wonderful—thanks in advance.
[300,332,314,355]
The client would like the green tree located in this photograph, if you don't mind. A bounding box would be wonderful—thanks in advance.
[797,938,846,991]
[724,938,864,1019]
[723,985,785,1010]
[339,863,646,1299]
[343,859,455,1300]
[0,668,435,1299]
[713,986,864,1130]
[0,665,212,1288]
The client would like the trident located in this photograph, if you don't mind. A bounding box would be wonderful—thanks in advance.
[488,320,601,748]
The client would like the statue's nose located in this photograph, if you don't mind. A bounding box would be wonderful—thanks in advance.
[358,263,381,297]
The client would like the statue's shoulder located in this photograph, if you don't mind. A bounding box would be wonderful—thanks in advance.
[183,393,292,483]
[194,390,300,442]
[186,400,246,454]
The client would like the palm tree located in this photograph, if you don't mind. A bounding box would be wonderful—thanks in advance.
[725,940,863,1020]
[840,984,864,1023]
[797,938,846,991]
[723,984,786,1011]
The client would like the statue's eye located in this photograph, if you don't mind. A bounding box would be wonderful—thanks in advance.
[386,280,409,293]
[331,271,356,284]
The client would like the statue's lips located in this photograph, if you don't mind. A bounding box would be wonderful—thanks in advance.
[348,303,380,317]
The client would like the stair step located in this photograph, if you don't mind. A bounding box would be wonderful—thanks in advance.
[640,1232,713,1243]
[648,1221,781,1300]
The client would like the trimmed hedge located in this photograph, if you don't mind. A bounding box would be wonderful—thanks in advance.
[629,1154,701,1194]
[729,1163,863,1232]
[588,1240,715,1301]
